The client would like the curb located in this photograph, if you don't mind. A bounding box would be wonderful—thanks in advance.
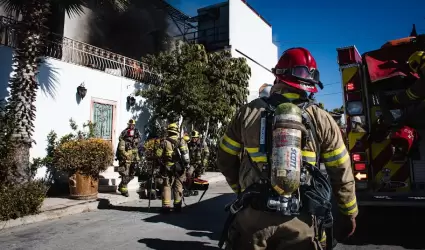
[0,193,140,230]
[0,173,225,230]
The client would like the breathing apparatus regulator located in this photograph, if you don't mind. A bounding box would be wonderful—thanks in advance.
[127,129,135,137]
[127,119,136,137]
[260,102,309,216]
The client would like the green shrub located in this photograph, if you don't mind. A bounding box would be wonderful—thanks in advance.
[54,138,114,178]
[0,181,47,221]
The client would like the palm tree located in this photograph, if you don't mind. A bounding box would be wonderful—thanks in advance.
[0,0,128,184]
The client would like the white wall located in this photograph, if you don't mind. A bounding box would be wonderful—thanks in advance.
[0,47,149,177]
[228,0,278,101]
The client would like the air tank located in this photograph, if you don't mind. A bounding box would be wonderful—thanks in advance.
[271,103,303,196]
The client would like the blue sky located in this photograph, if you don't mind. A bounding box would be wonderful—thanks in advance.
[169,0,425,110]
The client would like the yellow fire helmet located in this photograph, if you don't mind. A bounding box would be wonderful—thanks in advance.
[191,130,200,138]
[408,51,425,73]
[128,119,136,125]
[167,123,179,134]
[183,135,190,142]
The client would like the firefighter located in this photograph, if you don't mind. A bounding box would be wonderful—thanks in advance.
[391,51,425,105]
[117,119,141,197]
[183,134,190,143]
[259,83,273,98]
[187,130,210,178]
[351,116,365,133]
[217,47,357,250]
[156,123,190,213]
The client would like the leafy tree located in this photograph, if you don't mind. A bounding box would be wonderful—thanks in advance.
[138,41,208,123]
[331,105,344,114]
[138,41,251,138]
[200,50,250,133]
[318,102,325,110]
[0,0,128,184]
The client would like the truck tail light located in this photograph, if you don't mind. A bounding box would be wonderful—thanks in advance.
[347,83,355,91]
[352,152,367,171]
[352,152,366,162]
[352,153,361,161]
[354,163,366,171]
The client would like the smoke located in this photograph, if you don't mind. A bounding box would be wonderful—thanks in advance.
[87,0,172,59]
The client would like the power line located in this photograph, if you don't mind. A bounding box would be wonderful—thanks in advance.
[323,82,340,86]
[315,91,342,96]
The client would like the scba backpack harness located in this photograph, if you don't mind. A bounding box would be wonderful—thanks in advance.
[165,137,210,203]
[219,94,334,250]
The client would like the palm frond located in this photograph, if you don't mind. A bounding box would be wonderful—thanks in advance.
[0,0,27,15]
[51,0,129,18]
[95,0,129,12]
[50,0,85,17]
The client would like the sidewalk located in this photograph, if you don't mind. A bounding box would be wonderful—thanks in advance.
[0,172,225,230]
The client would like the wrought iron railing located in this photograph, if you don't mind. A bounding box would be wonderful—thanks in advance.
[174,25,229,51]
[0,16,161,84]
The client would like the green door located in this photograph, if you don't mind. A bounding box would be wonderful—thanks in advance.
[92,102,113,143]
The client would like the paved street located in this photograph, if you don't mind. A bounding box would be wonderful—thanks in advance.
[0,181,424,250]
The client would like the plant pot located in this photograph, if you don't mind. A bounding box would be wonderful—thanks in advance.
[68,172,99,200]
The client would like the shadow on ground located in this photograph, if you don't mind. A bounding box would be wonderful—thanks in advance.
[139,193,234,244]
[341,206,425,249]
[97,198,161,214]
[97,190,425,249]
[138,238,218,250]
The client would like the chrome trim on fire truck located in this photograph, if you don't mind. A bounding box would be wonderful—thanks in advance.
[357,192,425,207]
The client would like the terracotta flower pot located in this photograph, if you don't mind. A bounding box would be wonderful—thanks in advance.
[68,172,99,200]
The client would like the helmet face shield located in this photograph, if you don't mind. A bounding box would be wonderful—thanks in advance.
[274,66,320,84]
[292,66,320,83]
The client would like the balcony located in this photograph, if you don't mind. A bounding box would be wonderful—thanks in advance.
[175,25,229,52]
[0,16,161,84]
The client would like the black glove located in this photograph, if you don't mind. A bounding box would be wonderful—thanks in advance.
[334,215,356,241]
[173,162,184,175]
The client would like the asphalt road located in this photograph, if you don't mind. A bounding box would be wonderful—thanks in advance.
[0,181,424,250]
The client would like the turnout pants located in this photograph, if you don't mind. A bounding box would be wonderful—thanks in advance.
[118,160,136,192]
[161,169,185,208]
[189,163,203,177]
[187,165,195,179]
[226,206,321,250]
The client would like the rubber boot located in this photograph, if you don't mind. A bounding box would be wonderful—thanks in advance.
[174,202,182,213]
[118,184,129,197]
[160,206,171,214]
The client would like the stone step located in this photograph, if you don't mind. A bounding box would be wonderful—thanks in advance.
[103,166,118,174]
[99,166,139,192]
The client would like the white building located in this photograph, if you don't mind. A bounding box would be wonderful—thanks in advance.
[0,16,158,190]
[0,0,277,191]
[189,0,278,101]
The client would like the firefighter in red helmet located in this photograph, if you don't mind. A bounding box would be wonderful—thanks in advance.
[217,48,357,250]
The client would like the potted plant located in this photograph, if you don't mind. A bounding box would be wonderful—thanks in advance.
[53,119,114,200]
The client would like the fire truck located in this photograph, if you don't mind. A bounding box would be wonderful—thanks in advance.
[337,32,425,206]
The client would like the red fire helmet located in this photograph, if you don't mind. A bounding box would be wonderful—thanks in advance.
[272,47,323,93]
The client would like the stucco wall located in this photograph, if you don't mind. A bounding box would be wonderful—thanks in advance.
[228,0,278,101]
[0,47,149,178]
